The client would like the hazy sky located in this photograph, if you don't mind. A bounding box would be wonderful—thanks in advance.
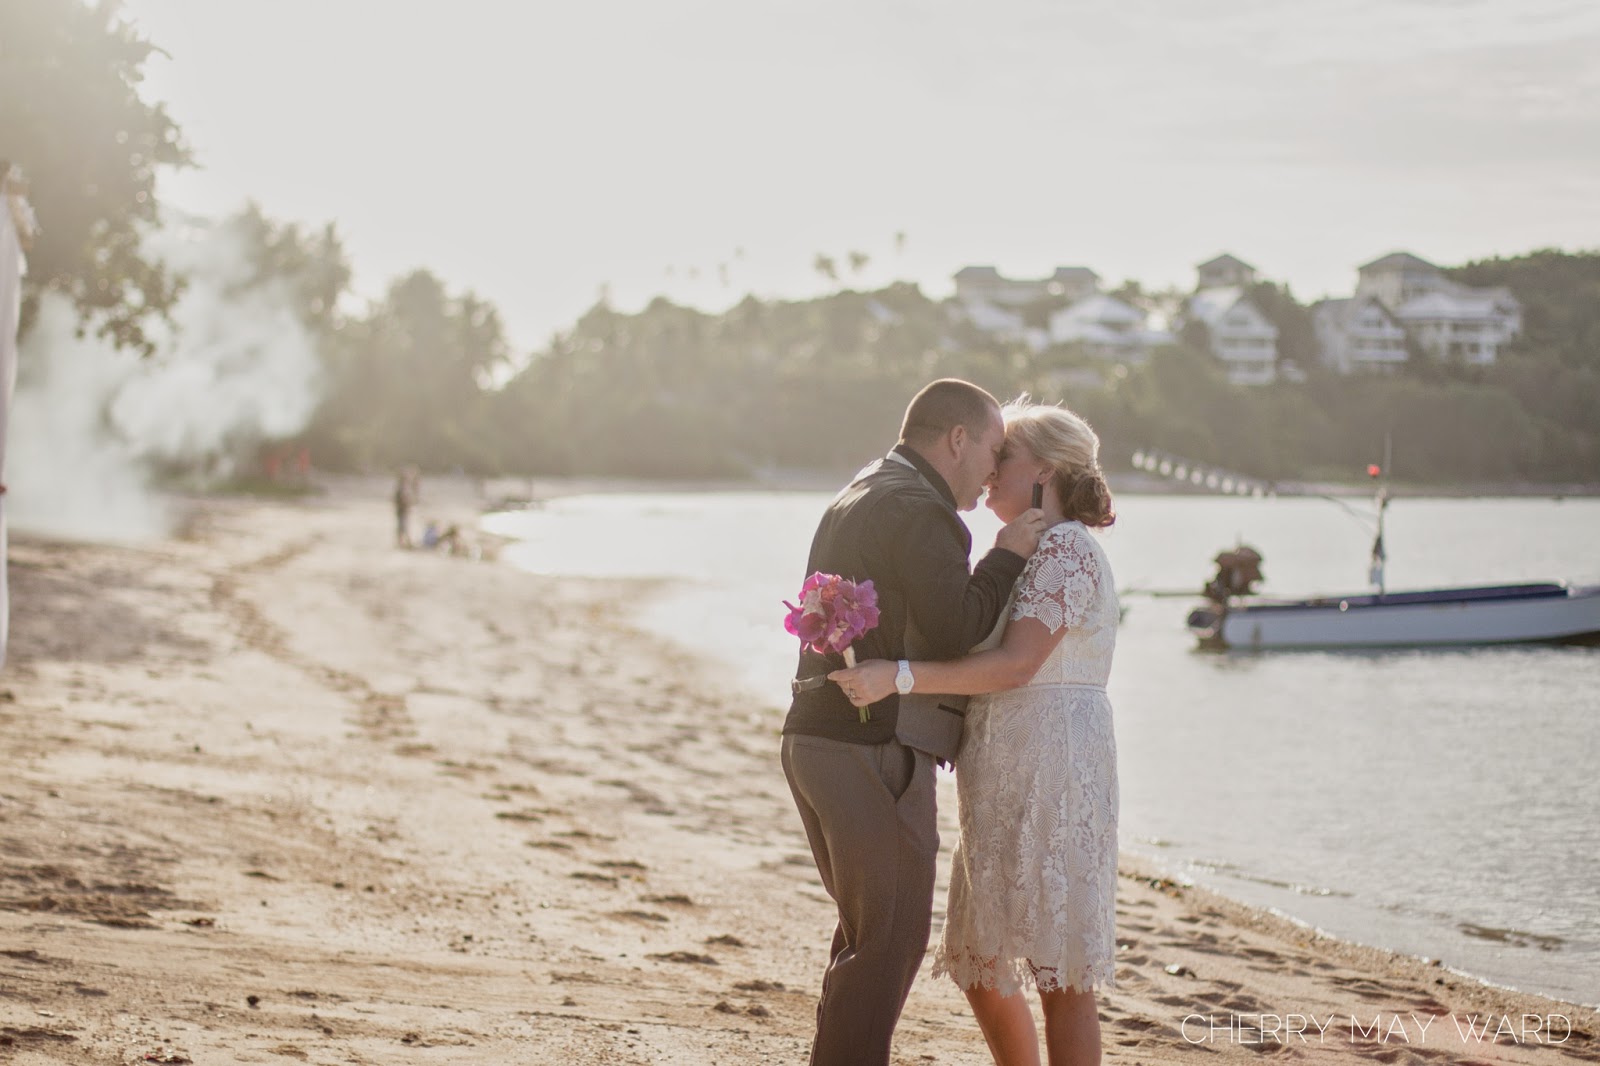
[125,0,1600,349]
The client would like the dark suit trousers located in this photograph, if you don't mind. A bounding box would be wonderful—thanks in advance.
[781,733,939,1066]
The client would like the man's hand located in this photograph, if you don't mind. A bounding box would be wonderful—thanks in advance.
[995,508,1048,558]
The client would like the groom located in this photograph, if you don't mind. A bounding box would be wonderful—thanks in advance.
[781,379,1045,1065]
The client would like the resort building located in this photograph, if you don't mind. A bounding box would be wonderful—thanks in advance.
[1047,293,1173,364]
[1311,294,1409,374]
[1323,252,1523,367]
[950,264,1108,353]
[952,264,1102,308]
[1196,253,1259,291]
[951,297,1030,346]
[1183,287,1279,386]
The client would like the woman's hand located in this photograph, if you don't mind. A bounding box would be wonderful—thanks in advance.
[828,659,898,707]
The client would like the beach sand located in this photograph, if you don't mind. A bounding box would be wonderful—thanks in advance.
[2,480,1595,1065]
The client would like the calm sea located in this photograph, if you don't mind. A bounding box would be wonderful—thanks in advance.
[482,492,1600,1007]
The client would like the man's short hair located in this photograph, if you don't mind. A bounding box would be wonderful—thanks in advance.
[899,379,1000,446]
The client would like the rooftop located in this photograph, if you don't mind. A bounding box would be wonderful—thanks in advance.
[1358,251,1440,274]
[1197,253,1255,273]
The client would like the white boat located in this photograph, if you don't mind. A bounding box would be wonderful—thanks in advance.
[1186,450,1600,650]
[1187,581,1600,650]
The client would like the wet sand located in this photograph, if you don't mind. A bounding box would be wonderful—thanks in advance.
[2,481,1596,1064]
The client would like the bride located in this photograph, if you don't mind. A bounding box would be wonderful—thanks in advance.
[830,398,1119,1066]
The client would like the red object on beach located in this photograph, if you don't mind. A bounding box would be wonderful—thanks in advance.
[1367,464,1382,478]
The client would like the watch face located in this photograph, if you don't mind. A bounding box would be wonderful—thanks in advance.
[896,665,914,694]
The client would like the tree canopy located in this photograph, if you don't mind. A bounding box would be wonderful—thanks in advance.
[2,0,192,355]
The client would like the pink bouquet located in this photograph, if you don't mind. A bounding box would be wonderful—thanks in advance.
[785,572,880,722]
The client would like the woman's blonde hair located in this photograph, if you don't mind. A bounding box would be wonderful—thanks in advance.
[1001,396,1116,528]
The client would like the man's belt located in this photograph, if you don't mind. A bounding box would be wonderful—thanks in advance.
[790,675,829,695]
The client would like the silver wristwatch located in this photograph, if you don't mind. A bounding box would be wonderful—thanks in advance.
[894,660,915,695]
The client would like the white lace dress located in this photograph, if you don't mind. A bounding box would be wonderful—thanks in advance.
[932,521,1119,996]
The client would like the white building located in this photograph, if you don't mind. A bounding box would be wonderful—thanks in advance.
[1184,287,1279,386]
[1348,252,1521,366]
[952,264,1101,309]
[1048,293,1173,364]
[1048,266,1101,304]
[952,298,1029,342]
[1196,253,1259,291]
[1312,294,1409,374]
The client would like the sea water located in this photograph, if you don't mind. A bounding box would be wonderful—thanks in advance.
[483,492,1600,1006]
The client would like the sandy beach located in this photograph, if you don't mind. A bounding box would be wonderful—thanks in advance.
[2,480,1596,1065]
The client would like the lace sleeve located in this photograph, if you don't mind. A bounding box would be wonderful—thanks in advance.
[1011,524,1101,634]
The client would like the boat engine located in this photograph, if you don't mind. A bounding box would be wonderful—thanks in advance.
[1187,546,1265,641]
[1203,545,1264,603]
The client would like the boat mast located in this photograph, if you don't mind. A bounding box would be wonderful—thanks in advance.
[1369,434,1391,595]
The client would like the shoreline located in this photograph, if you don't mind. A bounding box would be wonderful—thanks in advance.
[474,476,1599,1011]
[2,485,1596,1064]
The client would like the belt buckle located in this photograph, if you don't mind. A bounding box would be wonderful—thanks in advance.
[790,675,828,695]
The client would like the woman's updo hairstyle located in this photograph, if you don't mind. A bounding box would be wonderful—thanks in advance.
[1001,396,1116,529]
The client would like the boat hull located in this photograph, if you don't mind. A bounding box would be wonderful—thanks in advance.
[1192,583,1600,650]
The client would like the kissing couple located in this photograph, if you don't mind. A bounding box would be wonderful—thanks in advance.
[783,378,1120,1066]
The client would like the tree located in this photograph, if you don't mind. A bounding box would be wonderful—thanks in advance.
[812,253,837,283]
[1449,249,1600,370]
[1246,281,1318,369]
[1,0,192,354]
[311,270,510,472]
[227,202,351,336]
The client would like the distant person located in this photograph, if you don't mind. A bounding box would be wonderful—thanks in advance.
[832,399,1121,1066]
[394,468,419,548]
[420,520,442,550]
[781,379,1047,1066]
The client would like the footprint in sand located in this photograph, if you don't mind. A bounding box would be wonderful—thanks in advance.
[608,910,670,924]
[647,950,717,965]
[733,980,785,993]
[554,829,616,842]
[1329,975,1397,1001]
[596,860,647,873]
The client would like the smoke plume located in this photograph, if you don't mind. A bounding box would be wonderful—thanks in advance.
[8,214,323,541]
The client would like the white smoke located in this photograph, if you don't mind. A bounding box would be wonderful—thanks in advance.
[7,214,324,541]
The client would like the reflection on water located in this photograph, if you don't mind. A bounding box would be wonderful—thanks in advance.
[485,492,1600,1006]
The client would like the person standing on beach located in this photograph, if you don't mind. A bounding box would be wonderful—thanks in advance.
[393,467,419,548]
[831,399,1121,1066]
[782,379,1047,1066]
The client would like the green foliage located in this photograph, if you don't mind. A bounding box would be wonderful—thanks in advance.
[227,202,350,336]
[488,285,1034,479]
[1246,281,1318,368]
[1448,249,1600,370]
[1,0,192,355]
[307,270,510,474]
[295,250,1599,487]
